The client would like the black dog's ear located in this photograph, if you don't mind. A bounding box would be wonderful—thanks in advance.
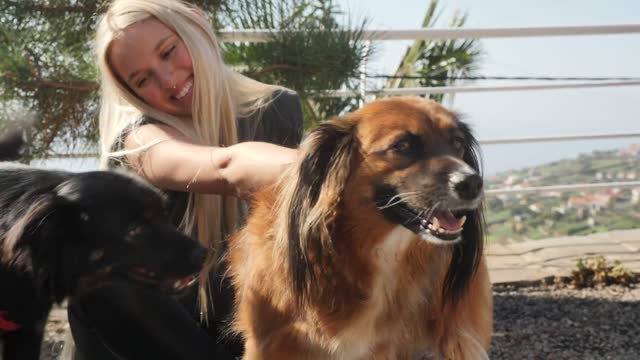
[3,194,57,267]
[4,192,80,302]
[443,120,486,306]
[278,116,358,304]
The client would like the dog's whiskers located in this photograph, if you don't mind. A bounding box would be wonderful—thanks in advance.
[377,191,421,210]
[423,201,441,222]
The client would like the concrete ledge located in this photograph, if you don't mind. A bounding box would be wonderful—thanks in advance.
[487,229,640,284]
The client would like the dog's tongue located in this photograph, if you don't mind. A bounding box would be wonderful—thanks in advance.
[432,210,462,231]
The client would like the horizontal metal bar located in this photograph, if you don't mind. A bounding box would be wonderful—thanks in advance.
[37,132,640,160]
[486,181,640,196]
[34,153,98,159]
[324,80,640,97]
[480,133,640,145]
[218,24,640,42]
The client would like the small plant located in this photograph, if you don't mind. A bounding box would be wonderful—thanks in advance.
[567,256,638,288]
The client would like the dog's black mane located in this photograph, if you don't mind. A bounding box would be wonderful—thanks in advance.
[442,121,485,305]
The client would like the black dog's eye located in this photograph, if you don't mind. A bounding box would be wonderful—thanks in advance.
[125,225,144,243]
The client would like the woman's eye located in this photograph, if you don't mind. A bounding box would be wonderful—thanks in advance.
[162,46,175,59]
[137,78,147,88]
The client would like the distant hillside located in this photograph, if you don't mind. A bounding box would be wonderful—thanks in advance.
[484,144,640,243]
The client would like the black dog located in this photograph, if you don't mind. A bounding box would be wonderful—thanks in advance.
[0,133,206,359]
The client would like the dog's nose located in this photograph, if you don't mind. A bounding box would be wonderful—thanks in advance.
[454,174,483,200]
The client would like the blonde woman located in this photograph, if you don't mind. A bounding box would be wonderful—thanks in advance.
[67,0,303,359]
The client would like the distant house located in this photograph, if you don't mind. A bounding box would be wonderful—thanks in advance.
[619,144,640,156]
[503,174,520,186]
[540,191,562,199]
[612,196,629,211]
[567,192,614,213]
[528,202,544,213]
[632,188,640,205]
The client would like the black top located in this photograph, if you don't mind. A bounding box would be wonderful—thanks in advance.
[109,90,304,357]
[110,90,303,228]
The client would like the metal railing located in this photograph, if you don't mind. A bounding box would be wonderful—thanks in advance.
[218,24,640,42]
[41,24,640,196]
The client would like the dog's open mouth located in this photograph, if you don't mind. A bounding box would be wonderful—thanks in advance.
[128,266,199,293]
[375,187,470,243]
[417,209,466,241]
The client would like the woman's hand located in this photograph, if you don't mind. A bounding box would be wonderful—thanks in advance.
[214,141,298,199]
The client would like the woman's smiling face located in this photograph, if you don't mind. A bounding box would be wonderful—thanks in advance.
[108,18,195,117]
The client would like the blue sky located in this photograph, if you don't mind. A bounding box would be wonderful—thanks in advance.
[336,0,640,175]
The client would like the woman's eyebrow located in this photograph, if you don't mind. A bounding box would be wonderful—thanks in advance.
[126,34,174,83]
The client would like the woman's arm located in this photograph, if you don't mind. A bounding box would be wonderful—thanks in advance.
[123,123,297,198]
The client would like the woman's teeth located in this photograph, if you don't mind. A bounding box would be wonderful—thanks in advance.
[175,80,192,99]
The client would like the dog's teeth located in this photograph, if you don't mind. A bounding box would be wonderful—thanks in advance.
[459,215,467,226]
[431,217,440,231]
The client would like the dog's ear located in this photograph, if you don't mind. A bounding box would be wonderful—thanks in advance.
[278,117,357,303]
[3,194,57,267]
[3,191,81,302]
[443,120,486,305]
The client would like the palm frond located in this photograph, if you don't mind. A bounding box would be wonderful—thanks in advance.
[386,0,482,103]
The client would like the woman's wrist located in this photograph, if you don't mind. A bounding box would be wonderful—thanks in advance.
[219,142,298,199]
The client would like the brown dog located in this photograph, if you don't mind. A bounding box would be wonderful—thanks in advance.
[229,97,492,359]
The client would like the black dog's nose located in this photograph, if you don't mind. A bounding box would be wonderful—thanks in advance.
[454,174,483,200]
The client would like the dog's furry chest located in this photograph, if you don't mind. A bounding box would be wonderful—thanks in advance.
[310,226,443,359]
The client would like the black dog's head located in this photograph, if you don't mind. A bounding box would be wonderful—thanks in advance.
[1,169,206,303]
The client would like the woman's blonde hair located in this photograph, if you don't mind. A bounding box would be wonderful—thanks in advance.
[95,0,279,321]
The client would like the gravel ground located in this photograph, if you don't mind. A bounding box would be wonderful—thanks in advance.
[41,283,640,360]
[490,283,640,360]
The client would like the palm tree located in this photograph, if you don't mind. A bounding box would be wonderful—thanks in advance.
[0,0,368,157]
[219,0,370,127]
[385,0,482,103]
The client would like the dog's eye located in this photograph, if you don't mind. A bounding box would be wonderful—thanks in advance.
[390,135,417,155]
[125,225,144,243]
[452,136,465,155]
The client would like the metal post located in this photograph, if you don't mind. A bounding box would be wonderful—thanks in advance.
[358,40,370,108]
